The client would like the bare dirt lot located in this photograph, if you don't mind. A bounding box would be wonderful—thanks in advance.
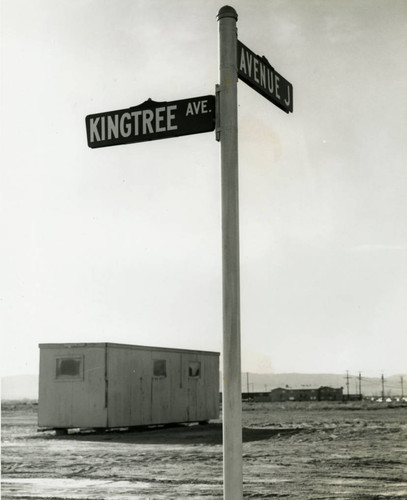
[2,400,407,499]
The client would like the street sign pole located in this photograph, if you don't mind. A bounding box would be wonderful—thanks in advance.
[217,6,243,500]
[86,7,292,498]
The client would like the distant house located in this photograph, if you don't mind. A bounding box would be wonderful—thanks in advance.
[270,386,343,402]
[38,342,219,431]
[270,387,318,402]
[318,386,343,401]
[269,388,288,402]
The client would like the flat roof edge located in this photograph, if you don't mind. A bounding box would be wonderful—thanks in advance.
[38,342,220,356]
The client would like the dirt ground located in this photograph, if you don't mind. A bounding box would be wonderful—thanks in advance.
[2,400,407,499]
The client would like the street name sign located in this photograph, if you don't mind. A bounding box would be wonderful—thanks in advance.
[237,40,293,113]
[86,95,215,148]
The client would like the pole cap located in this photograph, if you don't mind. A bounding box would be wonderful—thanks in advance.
[217,5,238,21]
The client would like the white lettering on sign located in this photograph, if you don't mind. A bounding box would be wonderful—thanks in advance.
[253,58,259,84]
[89,105,179,143]
[90,117,100,142]
[86,95,216,148]
[260,65,266,87]
[101,116,105,141]
[155,107,166,133]
[284,86,291,108]
[166,105,177,131]
[275,75,280,99]
[131,111,142,135]
[120,112,131,137]
[143,110,154,134]
[238,43,292,110]
[185,100,209,116]
[108,115,119,140]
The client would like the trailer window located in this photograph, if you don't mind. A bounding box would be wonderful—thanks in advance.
[153,359,167,377]
[56,357,83,380]
[189,361,201,378]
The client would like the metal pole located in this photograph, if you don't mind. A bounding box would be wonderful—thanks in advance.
[358,372,362,400]
[381,374,385,400]
[217,6,242,500]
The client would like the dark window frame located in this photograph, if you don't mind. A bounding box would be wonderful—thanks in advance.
[55,356,84,381]
[153,359,167,378]
[188,361,201,378]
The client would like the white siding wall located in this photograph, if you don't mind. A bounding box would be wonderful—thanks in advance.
[38,343,219,429]
[106,345,219,427]
[38,345,107,428]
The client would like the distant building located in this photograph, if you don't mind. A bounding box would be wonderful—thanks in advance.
[318,386,343,401]
[241,392,270,402]
[270,386,343,402]
[38,342,219,431]
[345,393,363,401]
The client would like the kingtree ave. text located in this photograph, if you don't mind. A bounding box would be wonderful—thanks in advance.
[86,96,216,148]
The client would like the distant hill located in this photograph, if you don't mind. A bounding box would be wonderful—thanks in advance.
[2,372,405,400]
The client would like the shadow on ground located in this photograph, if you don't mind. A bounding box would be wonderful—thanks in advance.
[35,423,305,445]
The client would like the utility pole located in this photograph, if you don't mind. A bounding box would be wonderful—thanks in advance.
[346,370,350,401]
[358,372,362,400]
[381,373,385,400]
[217,6,242,500]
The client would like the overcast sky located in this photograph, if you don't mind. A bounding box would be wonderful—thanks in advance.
[1,0,406,379]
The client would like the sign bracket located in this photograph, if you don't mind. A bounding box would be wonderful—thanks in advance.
[215,84,221,142]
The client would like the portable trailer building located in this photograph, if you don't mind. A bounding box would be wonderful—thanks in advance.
[38,342,220,430]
